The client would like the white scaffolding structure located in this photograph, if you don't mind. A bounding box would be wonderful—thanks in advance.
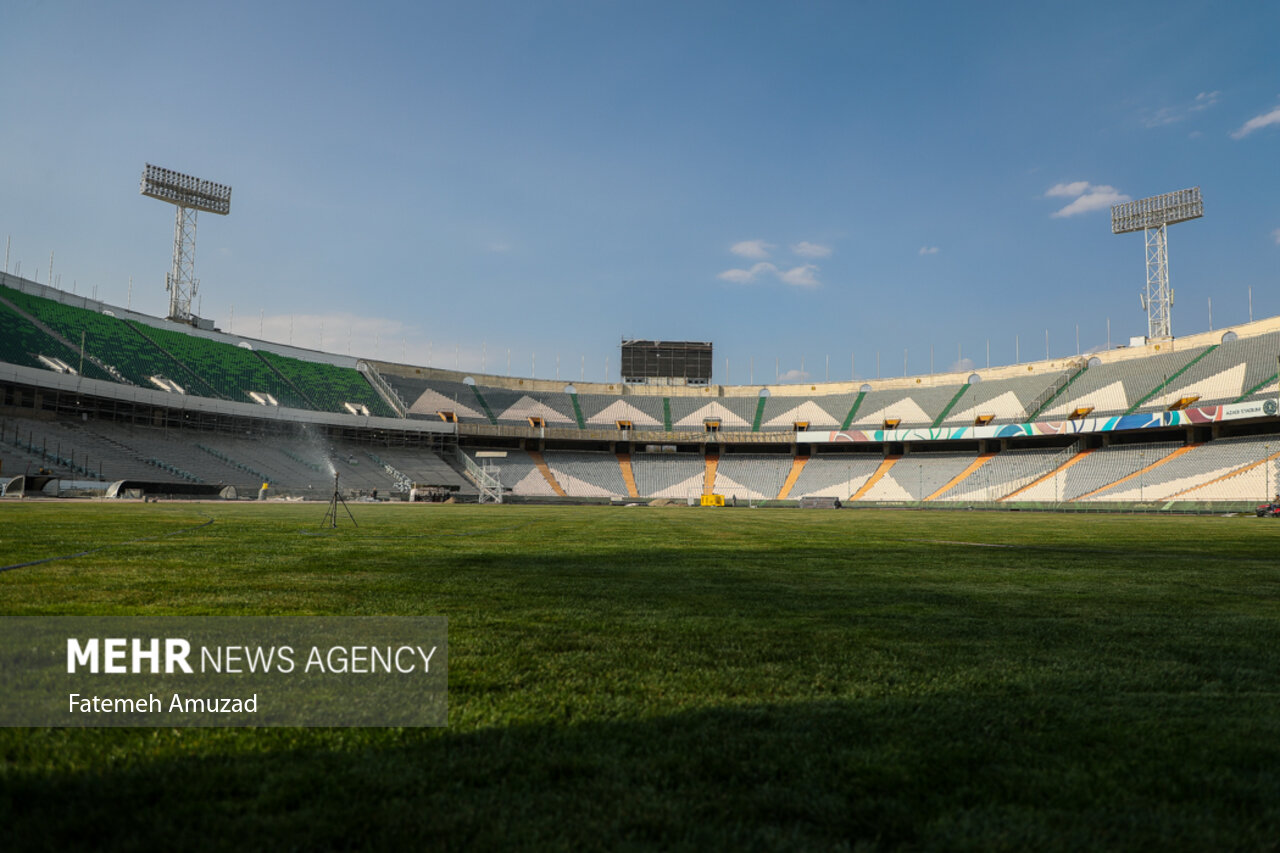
[1111,187,1203,340]
[140,164,232,324]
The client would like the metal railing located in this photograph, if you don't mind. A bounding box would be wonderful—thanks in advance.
[455,446,502,502]
[358,361,408,418]
[454,422,793,444]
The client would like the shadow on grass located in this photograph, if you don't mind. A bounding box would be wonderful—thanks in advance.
[3,690,1277,852]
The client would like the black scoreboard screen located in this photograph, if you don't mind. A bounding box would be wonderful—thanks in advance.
[620,340,713,383]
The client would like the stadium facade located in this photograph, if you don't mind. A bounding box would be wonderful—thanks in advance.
[2,270,1279,507]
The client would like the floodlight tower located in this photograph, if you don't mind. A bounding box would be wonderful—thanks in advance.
[140,164,232,323]
[1111,187,1203,340]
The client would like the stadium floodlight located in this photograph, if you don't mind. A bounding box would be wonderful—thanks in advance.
[1111,187,1202,340]
[140,164,232,323]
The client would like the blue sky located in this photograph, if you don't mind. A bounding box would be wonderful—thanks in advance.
[2,1,1278,383]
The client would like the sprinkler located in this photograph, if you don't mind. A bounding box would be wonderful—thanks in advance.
[322,472,357,528]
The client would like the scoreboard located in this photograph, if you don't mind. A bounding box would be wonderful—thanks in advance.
[620,340,713,385]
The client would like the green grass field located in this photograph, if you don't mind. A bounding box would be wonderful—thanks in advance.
[2,502,1280,851]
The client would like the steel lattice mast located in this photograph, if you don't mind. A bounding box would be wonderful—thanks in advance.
[140,164,232,323]
[1111,187,1203,340]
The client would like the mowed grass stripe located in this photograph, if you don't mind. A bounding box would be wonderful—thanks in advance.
[1,504,1279,850]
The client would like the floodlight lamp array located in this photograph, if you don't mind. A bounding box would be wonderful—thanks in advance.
[140,164,232,215]
[1111,187,1202,234]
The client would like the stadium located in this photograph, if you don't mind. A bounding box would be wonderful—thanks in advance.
[2,259,1279,508]
[5,4,1280,850]
[4,189,1280,849]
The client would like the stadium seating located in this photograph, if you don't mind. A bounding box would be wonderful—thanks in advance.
[857,452,979,501]
[257,351,396,417]
[848,384,967,429]
[3,287,195,389]
[3,283,394,416]
[787,452,885,499]
[1141,331,1280,407]
[1,295,113,378]
[933,446,1069,502]
[9,270,1280,506]
[364,447,474,494]
[943,373,1069,425]
[714,453,796,499]
[384,375,492,422]
[461,449,556,496]
[543,451,631,498]
[577,394,666,428]
[631,452,707,498]
[1060,441,1182,499]
[1082,435,1280,502]
[1041,346,1209,419]
[131,323,306,407]
[761,395,851,430]
[484,388,578,426]
[667,397,757,431]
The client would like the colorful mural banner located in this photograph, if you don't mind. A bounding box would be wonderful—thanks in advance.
[799,399,1279,445]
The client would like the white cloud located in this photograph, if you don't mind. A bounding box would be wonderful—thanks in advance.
[1273,228,1280,246]
[252,311,447,365]
[717,262,776,284]
[1144,90,1221,127]
[1193,91,1220,110]
[950,357,975,373]
[918,246,939,256]
[718,262,821,288]
[1232,104,1280,139]
[778,265,820,288]
[777,369,810,383]
[1045,181,1091,198]
[730,239,773,259]
[243,313,503,376]
[791,241,832,258]
[1045,182,1131,218]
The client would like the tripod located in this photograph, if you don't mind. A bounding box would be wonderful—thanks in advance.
[322,472,357,528]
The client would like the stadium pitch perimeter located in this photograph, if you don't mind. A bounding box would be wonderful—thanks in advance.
[2,502,1279,850]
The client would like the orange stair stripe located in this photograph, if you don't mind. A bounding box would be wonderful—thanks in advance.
[1075,443,1201,501]
[527,450,566,497]
[925,452,995,502]
[616,452,639,498]
[850,454,901,501]
[777,456,808,500]
[1001,448,1092,501]
[1168,449,1280,500]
